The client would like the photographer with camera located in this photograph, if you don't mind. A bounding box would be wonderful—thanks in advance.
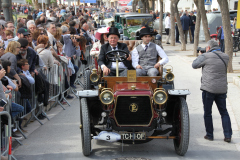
[192,40,232,143]
[62,29,81,89]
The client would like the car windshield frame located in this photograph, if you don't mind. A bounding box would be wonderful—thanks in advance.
[126,16,153,27]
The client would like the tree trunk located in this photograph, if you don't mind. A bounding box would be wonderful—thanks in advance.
[199,0,210,42]
[34,0,40,10]
[146,0,149,13]
[217,0,233,73]
[175,0,186,50]
[133,0,136,12]
[9,0,13,21]
[142,0,146,13]
[159,0,163,43]
[170,0,175,46]
[193,0,201,56]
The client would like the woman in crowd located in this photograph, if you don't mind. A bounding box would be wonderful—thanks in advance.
[1,41,22,86]
[90,27,109,57]
[0,42,5,57]
[36,35,54,68]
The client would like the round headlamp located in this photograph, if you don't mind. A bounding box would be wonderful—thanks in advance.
[90,73,99,82]
[100,90,114,105]
[165,72,174,81]
[90,69,99,82]
[153,90,168,105]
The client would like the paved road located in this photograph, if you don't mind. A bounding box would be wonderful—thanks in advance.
[13,49,240,160]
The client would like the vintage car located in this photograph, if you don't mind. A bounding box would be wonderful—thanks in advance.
[77,40,190,156]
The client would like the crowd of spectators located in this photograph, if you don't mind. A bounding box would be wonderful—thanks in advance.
[0,6,101,158]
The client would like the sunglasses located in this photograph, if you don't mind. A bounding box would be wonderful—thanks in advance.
[20,46,27,49]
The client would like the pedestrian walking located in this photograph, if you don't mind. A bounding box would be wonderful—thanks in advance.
[189,11,196,43]
[192,39,232,143]
[175,12,182,43]
[165,12,171,44]
[180,13,190,44]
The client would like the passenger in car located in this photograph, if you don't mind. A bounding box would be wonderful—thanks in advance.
[98,27,132,76]
[132,26,169,76]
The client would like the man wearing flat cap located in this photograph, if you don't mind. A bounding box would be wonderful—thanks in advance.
[132,26,169,76]
[98,27,132,76]
[192,39,232,143]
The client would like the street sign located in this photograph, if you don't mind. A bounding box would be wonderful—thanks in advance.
[205,0,212,5]
[237,2,240,29]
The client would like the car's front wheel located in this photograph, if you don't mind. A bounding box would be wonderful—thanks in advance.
[173,97,189,156]
[80,98,91,156]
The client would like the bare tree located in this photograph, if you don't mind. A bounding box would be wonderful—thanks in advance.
[141,0,150,13]
[159,0,163,43]
[199,0,211,42]
[133,0,137,12]
[193,0,201,56]
[174,0,186,50]
[217,0,233,72]
[170,0,175,46]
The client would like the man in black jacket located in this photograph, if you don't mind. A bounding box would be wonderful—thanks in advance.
[189,11,196,43]
[17,38,37,76]
[98,27,132,76]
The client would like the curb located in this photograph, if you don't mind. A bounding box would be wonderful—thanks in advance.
[233,76,240,88]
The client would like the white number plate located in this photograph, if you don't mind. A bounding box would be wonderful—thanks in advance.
[121,132,146,140]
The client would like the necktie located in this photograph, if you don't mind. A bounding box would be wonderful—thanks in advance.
[113,47,116,50]
[145,45,148,51]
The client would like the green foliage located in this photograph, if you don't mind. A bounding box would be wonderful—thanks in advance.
[26,0,32,4]
[51,0,56,3]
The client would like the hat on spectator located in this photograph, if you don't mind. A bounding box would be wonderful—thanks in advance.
[107,27,120,38]
[207,39,219,49]
[95,27,110,40]
[18,38,29,47]
[17,28,30,36]
[139,26,157,38]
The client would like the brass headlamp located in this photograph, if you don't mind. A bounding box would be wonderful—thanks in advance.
[99,90,114,105]
[153,89,168,105]
[90,69,99,82]
[164,66,174,81]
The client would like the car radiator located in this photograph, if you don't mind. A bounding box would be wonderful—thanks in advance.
[114,96,153,126]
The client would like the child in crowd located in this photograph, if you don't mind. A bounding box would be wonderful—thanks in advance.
[17,59,35,84]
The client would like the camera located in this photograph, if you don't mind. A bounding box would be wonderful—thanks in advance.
[197,47,206,53]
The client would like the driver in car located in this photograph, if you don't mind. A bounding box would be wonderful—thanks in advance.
[98,27,132,76]
[132,26,169,76]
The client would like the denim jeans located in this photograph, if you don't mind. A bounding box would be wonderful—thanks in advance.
[70,64,79,86]
[202,90,232,139]
[25,99,32,113]
[11,103,24,118]
[190,25,195,42]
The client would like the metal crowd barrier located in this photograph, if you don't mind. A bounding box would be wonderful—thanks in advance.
[74,45,94,88]
[0,97,16,160]
[41,64,66,111]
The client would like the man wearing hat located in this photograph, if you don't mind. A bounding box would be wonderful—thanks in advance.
[132,26,169,76]
[14,28,30,41]
[98,27,132,76]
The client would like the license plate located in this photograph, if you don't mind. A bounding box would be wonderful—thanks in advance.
[121,132,146,140]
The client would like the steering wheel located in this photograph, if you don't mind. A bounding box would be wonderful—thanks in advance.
[106,49,129,62]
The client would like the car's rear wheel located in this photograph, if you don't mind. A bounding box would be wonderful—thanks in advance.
[173,97,189,156]
[84,70,91,90]
[80,98,91,156]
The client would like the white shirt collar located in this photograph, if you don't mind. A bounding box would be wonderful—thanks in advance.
[141,42,151,48]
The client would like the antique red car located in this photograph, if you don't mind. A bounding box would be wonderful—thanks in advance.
[77,47,190,156]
